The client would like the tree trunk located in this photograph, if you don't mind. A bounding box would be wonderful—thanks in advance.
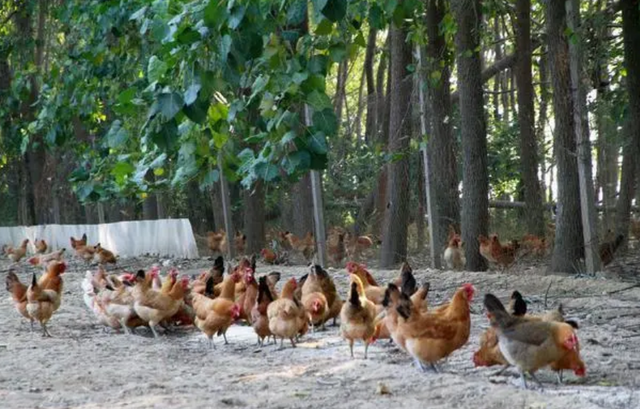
[333,60,348,130]
[375,38,389,140]
[426,0,460,261]
[493,15,502,122]
[291,173,314,238]
[515,0,545,236]
[547,0,584,273]
[210,185,224,232]
[380,18,413,268]
[243,181,266,255]
[616,0,640,238]
[453,0,489,271]
[364,27,378,144]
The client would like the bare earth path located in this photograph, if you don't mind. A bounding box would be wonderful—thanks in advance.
[1,257,639,408]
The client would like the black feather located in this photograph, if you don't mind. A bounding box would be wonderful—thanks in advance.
[136,270,145,280]
[204,276,215,298]
[565,320,579,329]
[510,291,527,316]
[484,293,516,328]
[395,292,412,320]
[31,273,37,287]
[400,268,417,296]
[348,282,361,307]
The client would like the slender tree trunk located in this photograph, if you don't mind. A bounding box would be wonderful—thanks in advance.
[210,185,224,232]
[291,173,314,238]
[333,60,348,130]
[493,15,502,122]
[515,0,545,236]
[453,0,489,271]
[547,0,584,272]
[426,0,460,261]
[380,17,413,268]
[537,46,550,201]
[364,28,378,144]
[616,0,640,238]
[243,181,266,255]
[375,38,389,140]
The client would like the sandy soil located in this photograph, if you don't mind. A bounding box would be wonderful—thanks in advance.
[1,256,640,409]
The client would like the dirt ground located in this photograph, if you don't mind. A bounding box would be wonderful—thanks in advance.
[1,255,640,409]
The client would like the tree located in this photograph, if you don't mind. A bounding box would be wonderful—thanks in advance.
[615,0,640,238]
[515,0,545,236]
[425,0,460,263]
[380,17,412,267]
[243,181,265,255]
[452,0,489,271]
[547,0,584,273]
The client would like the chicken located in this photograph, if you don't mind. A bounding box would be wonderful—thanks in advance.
[192,274,241,348]
[265,271,282,302]
[444,232,465,270]
[34,239,48,254]
[235,268,258,323]
[95,243,117,265]
[395,283,475,372]
[261,248,278,265]
[252,276,274,346]
[160,268,179,294]
[74,241,96,263]
[7,239,29,263]
[344,232,374,260]
[28,248,66,268]
[391,261,417,295]
[328,232,346,267]
[284,231,315,261]
[345,261,379,286]
[131,269,188,338]
[267,277,301,349]
[26,274,60,337]
[301,265,329,331]
[306,265,342,326]
[521,234,547,257]
[374,283,406,347]
[5,271,33,329]
[483,293,585,389]
[207,230,225,254]
[475,290,580,378]
[70,233,87,249]
[599,233,624,267]
[479,234,518,270]
[234,231,247,255]
[38,260,66,312]
[340,274,377,358]
[84,272,146,333]
[192,256,225,295]
[346,262,384,304]
[478,235,496,263]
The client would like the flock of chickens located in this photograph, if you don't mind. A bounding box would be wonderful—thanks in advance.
[3,232,588,390]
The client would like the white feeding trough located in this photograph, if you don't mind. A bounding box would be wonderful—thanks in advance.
[0,218,199,258]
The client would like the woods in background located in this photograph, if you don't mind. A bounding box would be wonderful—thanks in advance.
[1,0,639,273]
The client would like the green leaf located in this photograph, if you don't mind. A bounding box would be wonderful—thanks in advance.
[287,0,307,25]
[306,90,332,110]
[308,54,329,75]
[313,0,329,12]
[329,44,347,62]
[212,131,228,149]
[184,83,201,105]
[284,150,311,174]
[354,31,366,47]
[313,108,338,135]
[153,167,165,176]
[112,161,135,184]
[118,88,136,105]
[315,18,333,36]
[148,56,168,83]
[219,35,232,63]
[254,162,279,182]
[292,72,309,85]
[130,6,148,21]
[177,27,201,45]
[309,132,328,154]
[250,75,269,101]
[200,169,220,189]
[320,0,347,22]
[280,130,297,146]
[105,120,128,149]
[183,96,209,124]
[208,102,229,124]
[157,92,184,120]
[149,153,167,169]
[228,5,246,29]
[204,0,227,28]
[150,118,179,150]
[369,4,385,29]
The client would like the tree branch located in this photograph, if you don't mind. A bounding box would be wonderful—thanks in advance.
[451,38,542,104]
